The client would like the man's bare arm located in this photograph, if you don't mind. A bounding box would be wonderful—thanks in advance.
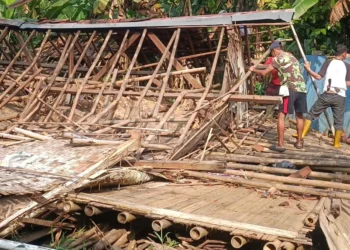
[249,64,274,76]
[304,62,323,80]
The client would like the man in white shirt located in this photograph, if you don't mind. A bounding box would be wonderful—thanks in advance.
[303,44,350,148]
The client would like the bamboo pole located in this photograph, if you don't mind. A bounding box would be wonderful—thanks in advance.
[184,48,272,117]
[63,201,82,213]
[0,132,30,141]
[13,127,51,141]
[129,29,177,118]
[0,30,36,87]
[20,34,75,121]
[69,30,113,120]
[304,197,326,227]
[263,239,281,250]
[0,68,42,109]
[183,170,350,200]
[208,152,350,168]
[154,28,181,116]
[189,227,208,240]
[45,31,97,122]
[176,27,225,147]
[117,49,227,73]
[279,241,296,250]
[225,169,350,191]
[84,205,103,217]
[152,219,172,231]
[230,236,247,249]
[290,23,334,135]
[79,30,130,123]
[117,212,137,224]
[91,29,147,124]
[92,229,126,250]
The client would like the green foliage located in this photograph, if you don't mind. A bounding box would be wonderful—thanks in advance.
[254,81,265,95]
[292,0,318,19]
[154,230,179,248]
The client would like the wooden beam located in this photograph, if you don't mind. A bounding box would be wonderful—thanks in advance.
[135,160,226,172]
[148,32,202,88]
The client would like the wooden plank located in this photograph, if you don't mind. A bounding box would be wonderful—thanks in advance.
[68,193,299,238]
[135,160,226,172]
[147,32,202,88]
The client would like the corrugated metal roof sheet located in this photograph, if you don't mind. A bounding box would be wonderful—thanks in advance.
[0,9,294,31]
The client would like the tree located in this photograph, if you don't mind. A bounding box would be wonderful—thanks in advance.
[292,0,350,24]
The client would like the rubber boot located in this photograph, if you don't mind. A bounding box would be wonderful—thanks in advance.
[292,119,312,139]
[334,130,343,148]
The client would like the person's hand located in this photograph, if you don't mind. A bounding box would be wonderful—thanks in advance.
[304,62,311,70]
[249,66,255,72]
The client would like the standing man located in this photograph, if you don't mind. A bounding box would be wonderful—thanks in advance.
[250,41,307,151]
[302,44,350,148]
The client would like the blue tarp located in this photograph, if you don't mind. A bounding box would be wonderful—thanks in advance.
[301,56,350,136]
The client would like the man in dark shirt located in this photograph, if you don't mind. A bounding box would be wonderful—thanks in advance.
[250,41,307,151]
[302,44,350,148]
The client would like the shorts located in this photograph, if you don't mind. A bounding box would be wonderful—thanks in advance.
[279,89,307,114]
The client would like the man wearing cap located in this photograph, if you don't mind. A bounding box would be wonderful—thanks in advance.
[301,44,350,148]
[250,41,307,151]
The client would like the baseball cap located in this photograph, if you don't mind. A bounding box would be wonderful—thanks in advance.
[269,41,282,50]
[335,44,347,56]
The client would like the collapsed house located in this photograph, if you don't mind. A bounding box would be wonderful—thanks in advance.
[0,9,349,250]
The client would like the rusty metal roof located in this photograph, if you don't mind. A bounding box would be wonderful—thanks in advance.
[0,9,294,31]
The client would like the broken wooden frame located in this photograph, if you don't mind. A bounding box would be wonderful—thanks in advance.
[0,23,285,161]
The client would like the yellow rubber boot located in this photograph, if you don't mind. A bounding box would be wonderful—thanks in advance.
[292,119,312,139]
[334,130,343,148]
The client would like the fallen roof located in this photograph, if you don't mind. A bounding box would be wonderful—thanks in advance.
[0,9,294,31]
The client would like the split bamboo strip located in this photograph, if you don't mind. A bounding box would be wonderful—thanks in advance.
[0,140,139,232]
[183,170,350,200]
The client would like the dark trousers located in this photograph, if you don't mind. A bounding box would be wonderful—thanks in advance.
[305,92,345,131]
